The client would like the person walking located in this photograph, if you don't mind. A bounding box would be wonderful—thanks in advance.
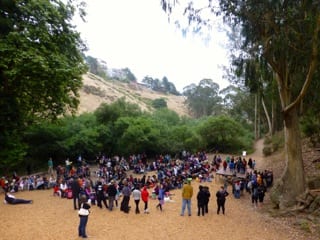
[141,185,149,214]
[95,181,108,209]
[180,179,193,216]
[216,186,229,215]
[132,185,141,214]
[78,195,90,239]
[156,184,165,212]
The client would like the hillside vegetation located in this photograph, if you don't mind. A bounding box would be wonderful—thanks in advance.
[78,73,190,117]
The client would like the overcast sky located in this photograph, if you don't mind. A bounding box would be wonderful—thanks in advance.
[74,0,230,92]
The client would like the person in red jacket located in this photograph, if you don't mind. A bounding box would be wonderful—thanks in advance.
[141,185,149,214]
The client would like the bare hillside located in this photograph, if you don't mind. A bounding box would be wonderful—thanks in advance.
[77,73,190,116]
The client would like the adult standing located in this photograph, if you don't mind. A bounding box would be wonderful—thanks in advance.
[141,185,149,214]
[72,177,81,210]
[48,157,54,176]
[120,180,131,213]
[203,186,211,214]
[78,195,90,239]
[197,185,206,216]
[107,180,117,211]
[132,185,141,214]
[216,186,229,215]
[180,179,193,216]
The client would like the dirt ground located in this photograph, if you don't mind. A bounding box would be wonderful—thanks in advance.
[0,140,317,240]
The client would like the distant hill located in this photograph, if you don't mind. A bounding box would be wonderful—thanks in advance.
[77,73,190,117]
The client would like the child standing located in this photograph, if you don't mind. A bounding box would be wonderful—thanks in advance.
[78,195,91,238]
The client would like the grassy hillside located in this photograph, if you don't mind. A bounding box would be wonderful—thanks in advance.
[77,73,190,117]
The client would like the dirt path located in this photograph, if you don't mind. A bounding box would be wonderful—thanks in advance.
[0,141,316,240]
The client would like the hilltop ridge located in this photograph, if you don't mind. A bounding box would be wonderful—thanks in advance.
[77,73,190,116]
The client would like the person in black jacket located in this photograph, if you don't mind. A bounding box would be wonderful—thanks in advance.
[197,185,207,216]
[95,181,108,209]
[71,177,81,210]
[216,186,229,215]
[203,186,211,214]
[106,180,117,211]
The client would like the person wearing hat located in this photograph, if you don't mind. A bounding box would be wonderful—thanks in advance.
[180,179,193,216]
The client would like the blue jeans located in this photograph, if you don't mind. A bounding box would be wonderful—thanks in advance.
[181,199,192,215]
[78,216,88,237]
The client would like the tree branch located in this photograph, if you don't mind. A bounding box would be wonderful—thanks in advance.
[284,14,320,113]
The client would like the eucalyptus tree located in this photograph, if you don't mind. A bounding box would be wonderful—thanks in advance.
[0,0,87,169]
[162,0,320,208]
[219,0,320,209]
[183,79,223,118]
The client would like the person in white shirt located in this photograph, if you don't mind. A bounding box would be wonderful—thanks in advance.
[4,193,33,204]
[132,185,141,214]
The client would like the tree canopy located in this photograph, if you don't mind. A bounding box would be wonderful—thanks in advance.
[0,0,87,168]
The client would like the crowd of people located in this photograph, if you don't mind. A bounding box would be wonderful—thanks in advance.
[1,151,274,237]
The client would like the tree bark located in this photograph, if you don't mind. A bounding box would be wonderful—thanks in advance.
[261,97,272,136]
[271,101,306,208]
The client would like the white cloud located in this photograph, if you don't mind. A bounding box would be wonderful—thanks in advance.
[75,0,230,92]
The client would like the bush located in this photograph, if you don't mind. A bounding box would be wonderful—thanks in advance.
[263,146,272,156]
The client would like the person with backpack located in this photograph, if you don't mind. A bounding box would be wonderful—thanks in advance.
[216,186,229,215]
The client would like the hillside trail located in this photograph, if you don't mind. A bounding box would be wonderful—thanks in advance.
[1,138,316,240]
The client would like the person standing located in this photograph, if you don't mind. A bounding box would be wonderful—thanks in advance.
[78,195,90,239]
[203,186,211,214]
[48,157,54,176]
[180,179,193,216]
[71,177,81,210]
[132,185,141,214]
[120,180,131,213]
[216,186,229,215]
[141,185,149,214]
[106,180,117,211]
[197,185,206,216]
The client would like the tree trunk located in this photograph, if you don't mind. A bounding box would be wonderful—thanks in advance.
[254,94,258,140]
[271,105,306,208]
[261,97,272,136]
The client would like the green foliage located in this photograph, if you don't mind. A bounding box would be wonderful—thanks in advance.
[95,97,142,124]
[0,0,87,167]
[301,111,320,146]
[183,79,223,118]
[0,131,26,173]
[152,98,167,109]
[85,55,108,79]
[142,75,180,95]
[198,115,253,153]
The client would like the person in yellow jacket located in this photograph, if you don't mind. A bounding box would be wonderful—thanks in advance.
[180,178,193,216]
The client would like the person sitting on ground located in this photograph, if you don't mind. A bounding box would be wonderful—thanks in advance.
[4,193,33,204]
